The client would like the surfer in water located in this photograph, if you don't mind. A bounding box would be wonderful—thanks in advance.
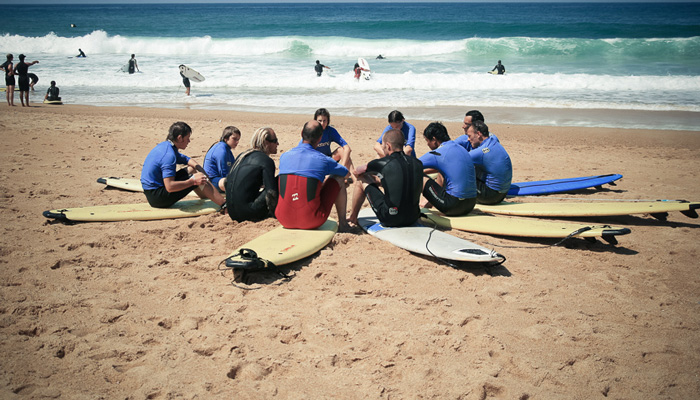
[491,60,505,75]
[44,80,61,102]
[463,120,513,205]
[28,73,38,91]
[225,127,279,222]
[374,110,416,158]
[419,122,477,216]
[276,120,349,231]
[314,60,330,77]
[179,64,190,96]
[128,54,139,74]
[76,49,86,58]
[203,126,240,192]
[348,128,424,227]
[353,62,369,81]
[140,121,225,208]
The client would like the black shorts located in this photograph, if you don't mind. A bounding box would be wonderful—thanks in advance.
[476,180,507,205]
[18,76,30,92]
[5,76,15,86]
[143,169,194,208]
[423,179,476,216]
[182,77,190,88]
[365,183,419,227]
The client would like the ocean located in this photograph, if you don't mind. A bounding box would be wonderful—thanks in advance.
[2,2,700,130]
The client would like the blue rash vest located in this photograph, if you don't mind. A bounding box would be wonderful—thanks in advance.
[419,140,477,199]
[377,121,417,156]
[279,142,348,182]
[298,126,348,157]
[468,134,513,193]
[203,141,235,188]
[140,141,191,190]
[453,134,473,151]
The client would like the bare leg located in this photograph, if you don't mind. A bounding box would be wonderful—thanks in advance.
[331,175,348,230]
[193,181,225,206]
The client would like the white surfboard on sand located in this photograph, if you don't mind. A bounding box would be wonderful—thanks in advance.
[179,65,205,82]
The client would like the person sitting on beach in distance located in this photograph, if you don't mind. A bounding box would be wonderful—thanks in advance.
[374,110,417,158]
[314,60,330,77]
[454,109,485,151]
[419,122,477,216]
[492,60,505,75]
[15,54,39,107]
[44,81,61,102]
[179,64,191,96]
[465,120,513,205]
[303,108,355,180]
[1,54,15,106]
[128,54,139,74]
[76,49,86,58]
[203,126,240,192]
[225,127,279,222]
[276,120,349,230]
[140,121,225,208]
[348,129,424,227]
[28,73,38,91]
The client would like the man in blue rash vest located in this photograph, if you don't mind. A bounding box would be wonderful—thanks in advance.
[465,120,513,205]
[348,128,424,227]
[203,126,240,192]
[276,120,349,230]
[374,110,417,158]
[453,109,485,151]
[419,122,477,216]
[140,121,225,208]
[225,127,279,222]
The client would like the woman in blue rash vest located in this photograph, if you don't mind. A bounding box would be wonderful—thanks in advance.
[225,127,279,222]
[203,126,240,192]
[373,110,417,158]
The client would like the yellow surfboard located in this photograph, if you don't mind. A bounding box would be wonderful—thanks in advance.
[476,200,699,221]
[97,177,144,192]
[420,209,630,243]
[43,199,219,223]
[224,219,338,268]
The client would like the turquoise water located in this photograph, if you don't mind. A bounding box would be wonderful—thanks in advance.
[2,3,699,130]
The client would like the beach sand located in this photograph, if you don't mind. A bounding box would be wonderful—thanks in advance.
[1,104,699,398]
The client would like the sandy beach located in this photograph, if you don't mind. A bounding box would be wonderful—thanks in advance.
[1,103,699,398]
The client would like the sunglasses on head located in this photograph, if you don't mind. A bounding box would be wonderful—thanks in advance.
[266,137,279,144]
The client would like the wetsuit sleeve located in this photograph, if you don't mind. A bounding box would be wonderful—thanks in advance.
[262,156,277,192]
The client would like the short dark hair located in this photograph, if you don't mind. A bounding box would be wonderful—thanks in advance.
[167,121,192,141]
[383,129,405,149]
[302,120,323,142]
[388,110,405,123]
[472,120,490,137]
[465,110,485,123]
[423,122,450,143]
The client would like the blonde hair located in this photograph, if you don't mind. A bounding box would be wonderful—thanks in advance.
[250,127,274,151]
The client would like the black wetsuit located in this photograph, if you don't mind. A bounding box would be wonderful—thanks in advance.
[493,64,505,74]
[314,63,326,77]
[15,61,29,91]
[28,73,38,85]
[225,150,278,222]
[1,61,15,86]
[180,72,190,88]
[364,151,424,227]
[128,58,136,74]
[46,86,60,101]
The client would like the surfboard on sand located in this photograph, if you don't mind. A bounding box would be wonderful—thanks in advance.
[224,219,338,271]
[43,199,219,223]
[420,209,631,245]
[358,57,371,80]
[179,65,205,82]
[508,174,623,196]
[475,200,700,221]
[357,208,504,263]
[97,177,143,192]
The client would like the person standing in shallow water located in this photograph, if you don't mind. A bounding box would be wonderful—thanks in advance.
[1,54,15,106]
[15,54,39,107]
[128,54,139,74]
[492,60,505,75]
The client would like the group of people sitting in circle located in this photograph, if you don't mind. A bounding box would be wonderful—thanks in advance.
[140,108,512,232]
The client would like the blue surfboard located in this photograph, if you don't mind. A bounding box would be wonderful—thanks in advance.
[508,174,622,196]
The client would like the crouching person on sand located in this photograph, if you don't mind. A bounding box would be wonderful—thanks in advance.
[140,121,225,208]
[225,127,279,222]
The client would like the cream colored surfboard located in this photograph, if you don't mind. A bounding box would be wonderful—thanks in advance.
[225,219,338,267]
[97,177,144,192]
[420,209,630,243]
[43,199,219,222]
[475,200,700,220]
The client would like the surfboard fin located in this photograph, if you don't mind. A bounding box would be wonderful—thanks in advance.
[601,234,618,245]
[651,212,669,221]
[681,204,699,219]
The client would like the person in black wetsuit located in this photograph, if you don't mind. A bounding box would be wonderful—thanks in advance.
[314,60,330,77]
[128,54,139,74]
[76,49,86,58]
[225,127,280,222]
[491,60,505,75]
[348,128,424,227]
[1,53,15,106]
[15,54,39,107]
[179,64,191,96]
[45,81,61,102]
[28,73,38,91]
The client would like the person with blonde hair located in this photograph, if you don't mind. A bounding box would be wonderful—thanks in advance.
[203,126,240,192]
[225,127,279,222]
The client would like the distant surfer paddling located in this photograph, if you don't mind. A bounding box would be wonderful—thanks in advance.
[314,60,330,77]
[491,60,505,75]
[76,49,86,58]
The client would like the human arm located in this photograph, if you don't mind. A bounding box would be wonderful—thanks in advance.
[403,123,416,156]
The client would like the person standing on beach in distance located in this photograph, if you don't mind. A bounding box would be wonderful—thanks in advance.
[28,73,39,91]
[492,60,505,75]
[203,126,240,192]
[140,121,225,208]
[374,110,417,158]
[276,120,349,230]
[128,54,139,74]
[419,122,477,216]
[465,120,512,205]
[305,108,355,179]
[44,81,61,102]
[314,60,330,77]
[348,129,423,227]
[1,54,15,106]
[15,54,39,107]
[225,127,279,222]
[76,49,86,58]
[179,65,191,96]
